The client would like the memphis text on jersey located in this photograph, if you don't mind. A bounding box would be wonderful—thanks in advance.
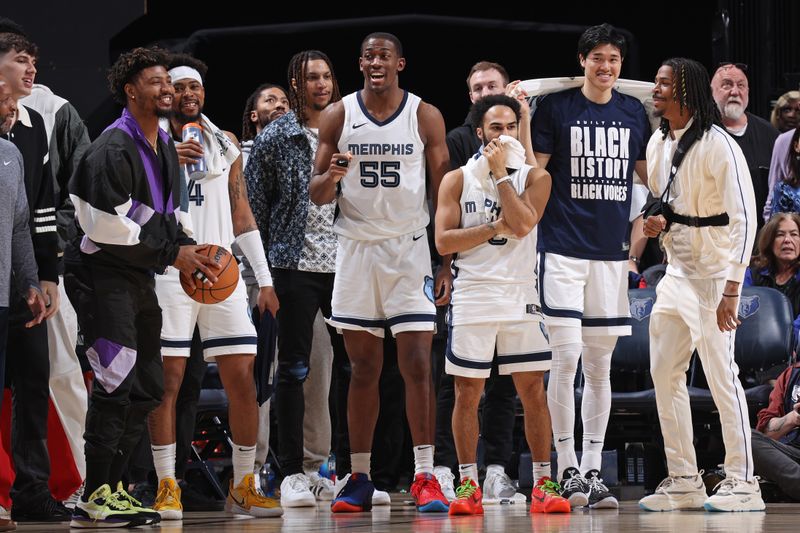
[348,143,415,155]
[569,120,630,202]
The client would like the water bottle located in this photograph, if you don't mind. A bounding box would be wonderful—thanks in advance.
[319,454,336,482]
[181,122,206,180]
[264,462,277,498]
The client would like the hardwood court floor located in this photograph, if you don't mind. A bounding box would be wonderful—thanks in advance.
[13,500,798,532]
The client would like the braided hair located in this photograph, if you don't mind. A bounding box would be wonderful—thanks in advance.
[658,57,721,139]
[241,82,286,141]
[286,50,341,127]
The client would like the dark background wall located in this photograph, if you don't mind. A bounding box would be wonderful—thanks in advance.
[4,0,799,138]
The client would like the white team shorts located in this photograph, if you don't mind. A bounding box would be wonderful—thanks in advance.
[538,252,631,337]
[446,320,552,379]
[156,268,257,360]
[329,232,436,338]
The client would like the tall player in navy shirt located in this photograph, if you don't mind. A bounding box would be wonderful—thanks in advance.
[532,23,650,509]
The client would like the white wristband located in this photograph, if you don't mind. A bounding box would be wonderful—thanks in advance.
[234,230,272,287]
[494,176,512,187]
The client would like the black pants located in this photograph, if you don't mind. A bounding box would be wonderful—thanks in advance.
[65,263,164,496]
[6,293,51,506]
[752,429,800,500]
[273,268,346,476]
[434,356,516,471]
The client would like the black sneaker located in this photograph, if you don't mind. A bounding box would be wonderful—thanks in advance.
[559,467,589,508]
[179,480,224,511]
[11,494,72,522]
[127,481,156,508]
[585,469,618,509]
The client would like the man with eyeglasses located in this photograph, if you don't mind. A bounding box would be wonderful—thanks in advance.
[711,62,778,233]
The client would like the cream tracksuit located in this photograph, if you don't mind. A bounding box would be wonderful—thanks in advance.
[646,119,757,480]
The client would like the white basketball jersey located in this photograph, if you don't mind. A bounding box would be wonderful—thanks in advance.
[450,162,541,325]
[186,167,235,250]
[335,90,428,240]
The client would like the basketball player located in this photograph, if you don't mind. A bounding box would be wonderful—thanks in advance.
[310,32,451,513]
[531,23,650,508]
[435,94,570,515]
[639,58,764,512]
[146,54,281,519]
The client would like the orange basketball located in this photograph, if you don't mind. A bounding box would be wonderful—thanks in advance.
[180,244,239,304]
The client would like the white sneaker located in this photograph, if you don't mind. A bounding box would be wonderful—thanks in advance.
[306,471,335,501]
[433,466,456,501]
[482,467,526,504]
[639,474,707,511]
[334,473,391,505]
[63,480,86,510]
[703,477,766,512]
[279,473,316,507]
[0,505,9,520]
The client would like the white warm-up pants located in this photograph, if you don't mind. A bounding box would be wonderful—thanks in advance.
[47,278,88,479]
[650,273,753,480]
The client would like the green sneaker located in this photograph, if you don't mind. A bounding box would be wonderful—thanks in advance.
[113,482,161,524]
[70,484,152,528]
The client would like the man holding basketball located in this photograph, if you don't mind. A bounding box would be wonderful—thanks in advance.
[145,53,281,520]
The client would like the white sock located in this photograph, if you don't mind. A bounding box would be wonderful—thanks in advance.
[533,462,551,486]
[458,463,478,484]
[413,445,434,476]
[232,443,257,487]
[580,337,616,474]
[547,328,583,478]
[351,452,371,478]
[151,443,176,484]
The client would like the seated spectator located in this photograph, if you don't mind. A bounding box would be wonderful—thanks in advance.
[770,91,800,133]
[766,128,800,217]
[751,359,800,501]
[745,212,800,339]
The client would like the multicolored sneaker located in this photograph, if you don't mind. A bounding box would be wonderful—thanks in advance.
[559,467,589,508]
[153,478,183,520]
[531,477,571,513]
[410,473,449,512]
[331,473,374,513]
[448,478,483,515]
[112,482,161,525]
[70,484,154,528]
[586,470,618,509]
[226,473,283,517]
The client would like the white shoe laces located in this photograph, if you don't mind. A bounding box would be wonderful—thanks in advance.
[487,471,516,494]
[286,474,311,492]
[435,469,455,490]
[562,474,586,492]
[587,473,609,493]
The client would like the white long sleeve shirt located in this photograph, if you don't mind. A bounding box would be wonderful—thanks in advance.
[646,119,756,283]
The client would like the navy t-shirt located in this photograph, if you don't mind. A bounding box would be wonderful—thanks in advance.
[532,87,650,261]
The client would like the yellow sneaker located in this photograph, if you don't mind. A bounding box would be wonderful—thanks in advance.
[226,473,283,517]
[154,478,183,520]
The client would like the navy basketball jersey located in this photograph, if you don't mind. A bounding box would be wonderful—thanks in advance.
[532,87,650,260]
[336,90,428,240]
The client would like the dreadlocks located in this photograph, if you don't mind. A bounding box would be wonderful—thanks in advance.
[241,82,285,142]
[659,57,721,139]
[286,50,340,127]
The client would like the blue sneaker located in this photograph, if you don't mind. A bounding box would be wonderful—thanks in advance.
[331,473,374,513]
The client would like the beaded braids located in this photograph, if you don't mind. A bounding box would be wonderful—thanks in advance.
[658,57,721,139]
[286,50,341,127]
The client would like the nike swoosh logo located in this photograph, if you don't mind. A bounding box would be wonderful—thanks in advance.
[558,437,571,442]
[412,233,425,241]
[353,122,368,129]
[589,440,603,444]
[2,161,10,166]
[231,492,246,506]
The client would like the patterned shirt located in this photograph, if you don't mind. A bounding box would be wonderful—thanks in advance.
[245,111,336,272]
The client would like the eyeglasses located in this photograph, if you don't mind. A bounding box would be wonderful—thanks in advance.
[717,62,748,72]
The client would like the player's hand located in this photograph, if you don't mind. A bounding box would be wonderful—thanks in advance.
[25,287,47,328]
[643,215,667,237]
[716,292,741,332]
[174,244,219,289]
[175,138,204,166]
[40,279,60,318]
[258,286,280,318]
[493,217,511,236]
[506,80,530,116]
[328,152,352,184]
[484,139,508,178]
[434,264,452,306]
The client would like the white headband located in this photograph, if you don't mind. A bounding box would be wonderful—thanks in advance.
[168,66,203,85]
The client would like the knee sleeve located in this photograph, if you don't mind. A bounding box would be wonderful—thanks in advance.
[278,360,310,385]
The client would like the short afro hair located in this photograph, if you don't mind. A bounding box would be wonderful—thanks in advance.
[167,52,208,83]
[107,46,170,105]
[469,94,521,131]
[361,32,403,57]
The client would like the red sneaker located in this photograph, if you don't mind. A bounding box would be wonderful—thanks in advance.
[448,478,483,516]
[410,473,449,512]
[531,477,571,513]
